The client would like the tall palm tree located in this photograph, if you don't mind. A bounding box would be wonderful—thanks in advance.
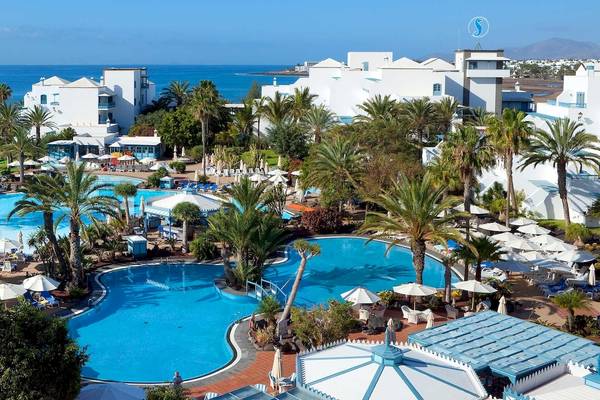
[355,95,398,123]
[8,174,69,278]
[360,173,464,284]
[262,92,292,125]
[488,109,532,224]
[455,236,505,281]
[301,104,336,143]
[161,81,190,107]
[520,118,600,225]
[172,202,200,252]
[552,290,589,331]
[277,240,320,335]
[289,87,316,121]
[427,152,461,202]
[444,125,495,223]
[434,97,459,138]
[113,182,138,226]
[0,83,12,103]
[231,100,257,140]
[403,97,435,146]
[2,126,37,184]
[189,80,222,176]
[254,96,267,144]
[25,105,57,144]
[466,107,494,127]
[53,162,119,288]
[0,103,22,142]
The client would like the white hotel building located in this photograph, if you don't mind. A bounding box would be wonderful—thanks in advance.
[262,49,510,120]
[23,68,163,160]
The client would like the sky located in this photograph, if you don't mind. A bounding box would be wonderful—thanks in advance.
[1,0,596,65]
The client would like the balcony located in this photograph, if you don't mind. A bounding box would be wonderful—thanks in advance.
[546,100,586,109]
[98,101,115,110]
[466,69,511,78]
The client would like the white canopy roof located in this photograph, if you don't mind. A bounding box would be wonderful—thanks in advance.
[249,173,267,182]
[490,232,520,243]
[23,275,60,292]
[77,382,145,400]
[341,287,381,305]
[393,283,437,297]
[149,192,221,213]
[0,283,26,300]
[509,217,536,226]
[38,155,55,163]
[97,154,114,160]
[479,222,510,232]
[505,238,542,251]
[555,250,595,263]
[543,241,577,253]
[0,238,20,253]
[81,153,98,159]
[453,280,497,294]
[454,204,489,215]
[297,340,487,400]
[118,155,136,161]
[517,224,550,235]
[23,159,40,166]
[529,234,563,246]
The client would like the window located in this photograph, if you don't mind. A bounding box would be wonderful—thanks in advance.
[587,65,594,71]
[576,92,585,107]
[433,83,442,96]
[468,61,478,70]
[40,94,47,105]
[362,61,369,71]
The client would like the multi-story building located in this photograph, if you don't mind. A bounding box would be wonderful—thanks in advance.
[24,67,164,160]
[262,49,509,121]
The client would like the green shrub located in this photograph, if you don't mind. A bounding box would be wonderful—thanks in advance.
[291,300,355,347]
[257,296,280,326]
[169,161,186,174]
[189,145,204,162]
[68,286,87,299]
[189,234,218,261]
[146,385,189,400]
[148,167,169,187]
[197,174,210,184]
[378,290,396,307]
[565,223,592,243]
[300,207,343,233]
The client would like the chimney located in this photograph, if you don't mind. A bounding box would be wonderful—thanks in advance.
[515,81,521,92]
[273,77,278,87]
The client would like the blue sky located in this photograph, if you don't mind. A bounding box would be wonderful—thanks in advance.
[0,0,592,64]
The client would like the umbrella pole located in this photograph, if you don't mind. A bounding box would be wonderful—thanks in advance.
[471,293,475,311]
[413,297,416,311]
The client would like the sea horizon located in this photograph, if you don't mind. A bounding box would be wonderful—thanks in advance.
[0,64,298,103]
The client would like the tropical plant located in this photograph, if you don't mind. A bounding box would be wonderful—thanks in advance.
[564,223,592,244]
[2,126,38,184]
[113,182,138,226]
[0,302,88,400]
[231,99,256,141]
[480,181,507,217]
[300,207,343,233]
[189,233,218,261]
[277,240,320,335]
[188,80,222,175]
[301,104,336,143]
[289,87,316,121]
[552,290,589,331]
[488,108,532,223]
[434,97,459,138]
[291,301,355,347]
[257,296,280,327]
[466,107,494,127]
[267,120,309,160]
[9,174,69,278]
[160,80,190,107]
[0,82,11,103]
[172,202,200,252]
[146,385,189,400]
[427,152,462,201]
[360,173,464,284]
[25,105,57,143]
[355,95,398,123]
[169,160,186,173]
[0,103,23,143]
[455,236,505,281]
[262,91,292,125]
[403,97,435,145]
[53,163,119,288]
[520,117,600,225]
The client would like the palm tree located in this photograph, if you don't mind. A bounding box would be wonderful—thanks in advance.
[277,240,320,334]
[172,202,200,252]
[113,182,138,226]
[0,103,22,142]
[303,135,365,211]
[301,104,336,143]
[0,83,12,103]
[25,105,57,144]
[455,236,505,281]
[360,173,464,284]
[355,95,398,123]
[289,87,316,121]
[403,97,435,146]
[262,92,292,125]
[467,107,494,127]
[8,174,69,278]
[2,126,38,184]
[161,81,190,107]
[427,152,461,202]
[231,100,257,140]
[53,162,119,288]
[444,126,495,226]
[434,97,459,138]
[552,290,589,331]
[249,214,290,271]
[189,80,222,176]
[488,109,532,224]
[520,118,600,225]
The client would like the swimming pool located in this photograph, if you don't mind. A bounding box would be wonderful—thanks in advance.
[68,236,454,383]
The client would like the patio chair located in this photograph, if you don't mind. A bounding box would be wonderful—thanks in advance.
[358,308,370,323]
[23,292,44,310]
[445,304,458,320]
[566,272,589,287]
[279,372,296,389]
[253,383,267,393]
[476,300,491,312]
[40,291,59,307]
[204,392,219,399]
[401,305,418,324]
[417,309,433,323]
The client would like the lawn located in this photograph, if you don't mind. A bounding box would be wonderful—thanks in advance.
[538,219,600,236]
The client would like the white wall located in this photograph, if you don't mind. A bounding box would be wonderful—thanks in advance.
[104,69,138,133]
[347,52,393,70]
[60,87,100,127]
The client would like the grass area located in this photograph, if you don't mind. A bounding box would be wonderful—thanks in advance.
[240,149,286,167]
[538,219,600,236]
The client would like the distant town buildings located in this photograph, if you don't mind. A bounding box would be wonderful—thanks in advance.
[262,49,510,119]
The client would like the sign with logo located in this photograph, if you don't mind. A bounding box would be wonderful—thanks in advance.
[468,16,490,39]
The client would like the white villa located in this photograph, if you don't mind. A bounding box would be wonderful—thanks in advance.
[262,49,510,120]
[24,68,164,160]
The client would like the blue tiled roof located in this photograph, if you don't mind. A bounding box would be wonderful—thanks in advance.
[408,311,600,383]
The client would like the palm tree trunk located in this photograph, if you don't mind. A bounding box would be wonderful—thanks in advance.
[444,262,452,303]
[463,259,469,281]
[44,212,68,280]
[557,161,571,225]
[412,240,426,284]
[201,118,208,177]
[182,220,188,252]
[567,308,574,331]
[278,254,307,334]
[463,172,472,239]
[507,153,517,214]
[124,197,130,226]
[221,245,235,284]
[315,128,321,144]
[36,125,41,144]
[19,151,24,184]
[69,218,83,288]
[475,261,482,281]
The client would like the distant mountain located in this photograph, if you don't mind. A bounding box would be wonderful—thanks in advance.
[506,38,600,60]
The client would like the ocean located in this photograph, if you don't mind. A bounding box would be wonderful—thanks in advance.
[0,65,299,103]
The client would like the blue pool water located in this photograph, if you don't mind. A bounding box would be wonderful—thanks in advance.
[68,236,453,383]
[0,175,170,253]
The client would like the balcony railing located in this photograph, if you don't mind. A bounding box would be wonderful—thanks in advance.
[546,100,586,109]
[98,102,115,110]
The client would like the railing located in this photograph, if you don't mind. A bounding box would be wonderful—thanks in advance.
[98,102,115,110]
[246,279,287,304]
[546,100,586,108]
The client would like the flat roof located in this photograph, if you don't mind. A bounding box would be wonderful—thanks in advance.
[409,311,600,383]
[524,374,600,400]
